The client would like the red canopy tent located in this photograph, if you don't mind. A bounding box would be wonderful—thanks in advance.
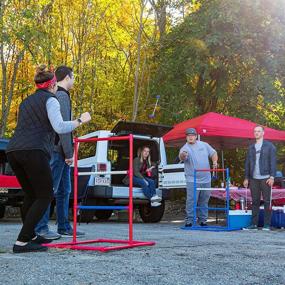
[163,112,285,149]
[163,112,285,205]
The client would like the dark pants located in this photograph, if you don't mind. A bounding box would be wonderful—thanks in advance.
[249,178,272,226]
[7,150,53,242]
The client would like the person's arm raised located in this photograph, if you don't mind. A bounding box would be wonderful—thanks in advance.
[46,98,91,134]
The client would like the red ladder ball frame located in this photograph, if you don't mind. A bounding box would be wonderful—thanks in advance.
[45,134,155,252]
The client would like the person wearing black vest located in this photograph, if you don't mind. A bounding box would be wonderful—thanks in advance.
[35,66,85,239]
[6,65,91,253]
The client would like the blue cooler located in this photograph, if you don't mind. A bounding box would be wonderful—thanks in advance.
[258,207,285,228]
[229,210,252,229]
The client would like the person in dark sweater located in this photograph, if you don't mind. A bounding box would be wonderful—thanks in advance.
[133,146,161,207]
[243,125,276,230]
[6,65,91,253]
[35,66,84,239]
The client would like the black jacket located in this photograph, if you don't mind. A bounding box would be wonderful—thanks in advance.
[245,140,276,179]
[133,157,152,179]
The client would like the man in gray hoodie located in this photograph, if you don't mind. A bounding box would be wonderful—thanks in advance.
[35,66,85,239]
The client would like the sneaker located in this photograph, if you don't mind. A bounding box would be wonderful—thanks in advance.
[151,195,162,202]
[58,229,85,238]
[262,225,271,231]
[185,223,192,228]
[13,242,48,253]
[38,230,61,240]
[243,224,258,230]
[150,201,161,207]
[200,222,208,227]
[31,236,53,244]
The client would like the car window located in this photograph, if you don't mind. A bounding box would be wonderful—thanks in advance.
[78,140,97,160]
[108,149,119,164]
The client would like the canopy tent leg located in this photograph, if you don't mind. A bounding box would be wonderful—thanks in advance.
[221,150,225,182]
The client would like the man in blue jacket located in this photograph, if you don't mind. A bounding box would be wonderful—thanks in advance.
[243,125,276,230]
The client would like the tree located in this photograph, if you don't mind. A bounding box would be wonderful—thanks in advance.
[151,0,285,125]
[132,0,147,121]
[0,0,54,137]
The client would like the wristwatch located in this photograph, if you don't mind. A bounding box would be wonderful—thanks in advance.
[77,118,82,125]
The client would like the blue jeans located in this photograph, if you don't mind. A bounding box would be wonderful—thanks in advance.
[35,152,72,234]
[133,176,156,199]
[186,182,211,224]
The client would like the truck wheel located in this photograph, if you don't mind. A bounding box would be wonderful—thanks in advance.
[139,200,165,223]
[94,210,113,221]
[0,205,6,219]
[78,198,96,223]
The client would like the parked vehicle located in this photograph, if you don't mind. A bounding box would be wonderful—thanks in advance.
[76,121,177,223]
[0,122,188,222]
[0,138,24,219]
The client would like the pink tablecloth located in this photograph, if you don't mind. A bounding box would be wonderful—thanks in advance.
[211,188,285,205]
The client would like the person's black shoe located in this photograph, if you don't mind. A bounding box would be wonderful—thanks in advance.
[37,230,61,240]
[185,223,192,228]
[31,236,53,244]
[58,229,85,238]
[13,242,48,253]
[200,222,208,227]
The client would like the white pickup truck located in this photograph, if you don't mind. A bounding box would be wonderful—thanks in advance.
[76,121,187,223]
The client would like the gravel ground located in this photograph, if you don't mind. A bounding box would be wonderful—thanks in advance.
[0,216,284,285]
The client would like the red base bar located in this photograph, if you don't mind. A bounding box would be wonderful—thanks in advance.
[44,239,155,252]
[196,169,226,172]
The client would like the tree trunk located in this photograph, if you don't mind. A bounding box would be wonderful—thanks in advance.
[0,50,24,137]
[132,0,146,122]
[149,0,168,41]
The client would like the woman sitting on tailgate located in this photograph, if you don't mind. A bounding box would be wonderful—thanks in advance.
[133,146,161,207]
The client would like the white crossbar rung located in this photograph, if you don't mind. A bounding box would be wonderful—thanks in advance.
[197,188,226,191]
[78,171,128,176]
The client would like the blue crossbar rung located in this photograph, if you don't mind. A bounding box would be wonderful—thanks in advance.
[184,226,239,232]
[195,207,227,211]
[77,206,128,210]
[192,225,227,229]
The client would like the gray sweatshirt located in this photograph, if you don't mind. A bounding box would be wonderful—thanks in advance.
[46,97,75,134]
[46,95,75,158]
